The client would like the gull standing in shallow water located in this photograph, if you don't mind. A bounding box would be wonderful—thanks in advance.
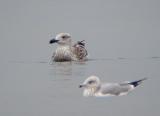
[79,75,147,97]
[49,33,88,62]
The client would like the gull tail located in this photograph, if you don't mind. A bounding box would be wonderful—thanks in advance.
[129,78,147,87]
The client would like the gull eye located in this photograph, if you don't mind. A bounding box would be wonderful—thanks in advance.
[62,36,67,39]
[88,80,95,84]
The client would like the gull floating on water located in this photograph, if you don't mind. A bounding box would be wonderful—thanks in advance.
[79,75,147,97]
[49,33,88,62]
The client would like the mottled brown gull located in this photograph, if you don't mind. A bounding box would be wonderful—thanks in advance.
[79,75,147,97]
[49,33,88,62]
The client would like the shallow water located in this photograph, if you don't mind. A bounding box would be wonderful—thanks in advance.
[0,0,160,116]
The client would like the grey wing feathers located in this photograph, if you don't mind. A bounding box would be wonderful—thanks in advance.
[100,83,120,95]
[101,83,132,95]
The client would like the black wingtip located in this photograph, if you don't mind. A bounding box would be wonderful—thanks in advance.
[129,78,147,87]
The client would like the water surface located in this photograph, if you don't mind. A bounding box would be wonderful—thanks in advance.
[0,0,160,116]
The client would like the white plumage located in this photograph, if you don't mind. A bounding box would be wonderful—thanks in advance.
[79,75,147,97]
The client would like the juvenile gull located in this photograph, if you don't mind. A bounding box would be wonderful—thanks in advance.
[49,33,88,62]
[79,75,147,97]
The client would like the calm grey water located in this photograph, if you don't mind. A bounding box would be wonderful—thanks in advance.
[0,0,160,116]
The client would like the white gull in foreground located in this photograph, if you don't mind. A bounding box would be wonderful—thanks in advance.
[49,33,88,62]
[79,75,147,97]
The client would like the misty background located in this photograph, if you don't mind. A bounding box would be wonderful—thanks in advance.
[0,0,159,116]
[0,0,159,61]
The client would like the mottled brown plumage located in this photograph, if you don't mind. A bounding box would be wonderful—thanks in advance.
[49,33,88,62]
[72,40,88,60]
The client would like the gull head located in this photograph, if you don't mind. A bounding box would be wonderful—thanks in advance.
[79,75,101,89]
[49,33,72,45]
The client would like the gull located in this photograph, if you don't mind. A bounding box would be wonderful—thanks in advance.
[79,75,147,97]
[49,33,88,62]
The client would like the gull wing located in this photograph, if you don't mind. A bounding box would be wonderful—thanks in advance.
[72,40,88,60]
[100,83,133,96]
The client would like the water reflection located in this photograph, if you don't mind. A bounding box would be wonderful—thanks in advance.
[150,56,160,59]
[49,61,87,81]
[52,62,73,76]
